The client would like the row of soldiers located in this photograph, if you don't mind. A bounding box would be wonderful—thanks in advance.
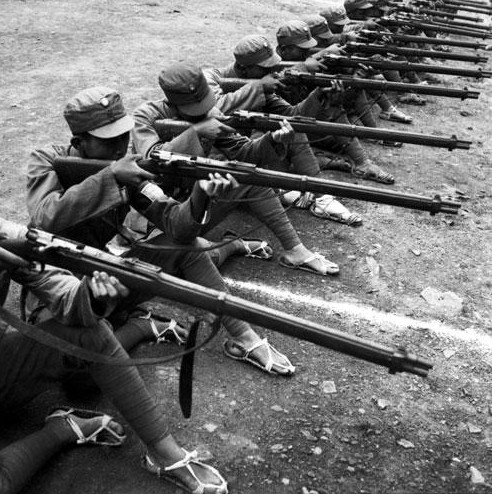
[1,0,490,492]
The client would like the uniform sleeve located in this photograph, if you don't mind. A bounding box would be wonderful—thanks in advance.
[204,67,267,114]
[264,89,323,118]
[132,102,205,157]
[27,146,128,233]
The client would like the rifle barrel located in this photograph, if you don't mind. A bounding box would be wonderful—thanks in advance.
[389,4,484,21]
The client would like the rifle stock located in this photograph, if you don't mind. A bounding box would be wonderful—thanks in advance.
[52,153,461,215]
[0,228,433,377]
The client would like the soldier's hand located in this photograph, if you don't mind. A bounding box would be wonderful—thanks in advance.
[89,271,130,314]
[319,44,347,57]
[257,74,287,95]
[193,117,235,140]
[341,31,358,44]
[110,154,156,188]
[304,57,328,74]
[271,119,294,144]
[198,173,239,197]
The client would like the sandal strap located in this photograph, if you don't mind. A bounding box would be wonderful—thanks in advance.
[137,311,182,344]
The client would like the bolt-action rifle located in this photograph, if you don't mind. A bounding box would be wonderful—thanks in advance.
[415,0,492,15]
[396,13,492,32]
[379,16,492,38]
[344,41,489,63]
[0,228,434,377]
[52,151,461,215]
[155,111,472,150]
[300,53,492,78]
[386,2,483,22]
[217,70,480,100]
[357,30,489,50]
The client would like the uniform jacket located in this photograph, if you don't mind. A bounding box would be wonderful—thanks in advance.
[27,145,205,247]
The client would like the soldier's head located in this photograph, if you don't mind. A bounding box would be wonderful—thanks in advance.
[319,5,350,33]
[276,20,318,61]
[301,14,333,48]
[233,35,282,79]
[344,0,374,20]
[158,63,216,122]
[64,87,133,160]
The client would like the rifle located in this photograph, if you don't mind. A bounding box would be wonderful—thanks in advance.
[386,2,484,21]
[52,151,462,215]
[379,17,492,38]
[0,227,433,377]
[221,110,471,150]
[218,70,480,100]
[345,41,489,63]
[415,0,492,14]
[308,53,492,78]
[396,13,492,32]
[357,30,489,50]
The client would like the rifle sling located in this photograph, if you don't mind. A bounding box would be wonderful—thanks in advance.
[0,305,219,366]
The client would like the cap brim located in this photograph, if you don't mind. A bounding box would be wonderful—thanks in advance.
[257,52,283,68]
[296,38,318,49]
[359,2,373,8]
[317,31,333,39]
[177,88,216,117]
[88,115,134,139]
[334,18,350,25]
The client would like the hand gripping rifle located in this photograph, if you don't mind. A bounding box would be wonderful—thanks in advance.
[357,30,489,50]
[344,41,489,64]
[52,151,461,215]
[218,70,480,100]
[0,228,433,377]
[312,53,492,78]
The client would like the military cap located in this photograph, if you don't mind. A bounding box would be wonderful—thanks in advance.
[158,63,216,116]
[320,5,350,26]
[301,14,333,39]
[234,35,282,67]
[344,0,373,13]
[276,20,318,48]
[64,87,134,138]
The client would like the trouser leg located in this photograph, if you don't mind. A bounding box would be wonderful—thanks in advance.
[129,236,251,339]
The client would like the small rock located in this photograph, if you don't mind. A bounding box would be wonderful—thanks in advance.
[410,248,421,256]
[377,399,390,410]
[270,444,284,453]
[281,478,290,485]
[301,429,318,441]
[312,446,323,455]
[347,255,357,260]
[309,380,319,386]
[347,466,355,473]
[271,405,284,412]
[397,439,415,449]
[202,423,218,433]
[322,381,337,394]
[470,466,485,484]
[468,423,482,434]
[460,110,472,117]
[443,349,456,359]
[420,287,463,315]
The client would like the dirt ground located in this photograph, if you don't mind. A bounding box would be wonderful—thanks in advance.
[1,0,492,493]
